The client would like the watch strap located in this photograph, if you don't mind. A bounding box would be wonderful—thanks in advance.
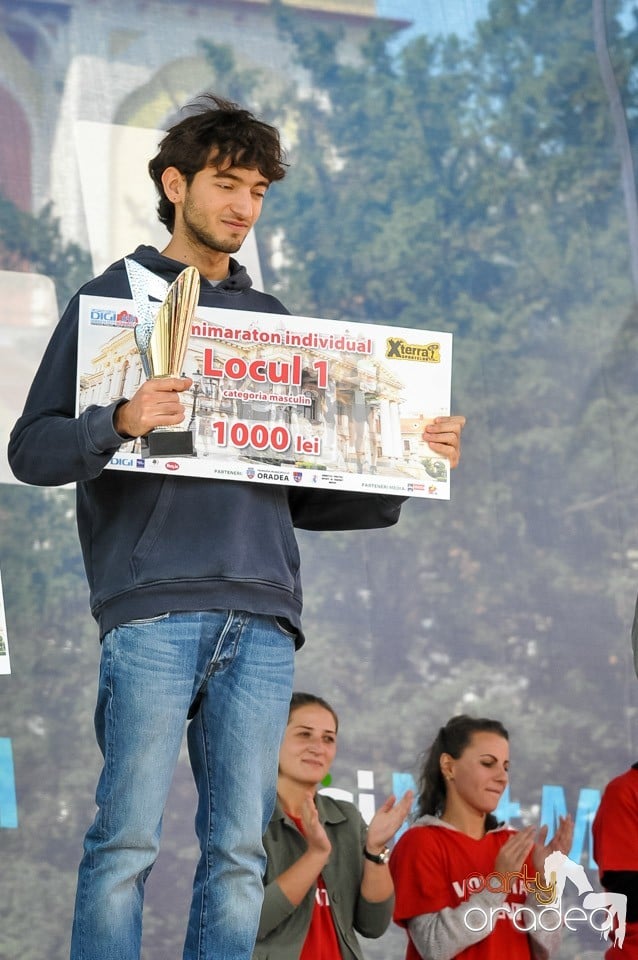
[364,846,390,864]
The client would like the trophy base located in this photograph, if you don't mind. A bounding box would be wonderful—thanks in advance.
[141,430,195,458]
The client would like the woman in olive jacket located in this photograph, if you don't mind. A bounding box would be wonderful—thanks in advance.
[253,692,413,960]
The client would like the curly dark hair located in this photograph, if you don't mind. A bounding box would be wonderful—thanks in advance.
[415,714,509,831]
[148,94,288,233]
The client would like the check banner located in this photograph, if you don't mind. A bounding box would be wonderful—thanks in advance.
[77,296,452,499]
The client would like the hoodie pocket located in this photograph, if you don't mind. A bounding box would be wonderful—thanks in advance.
[129,478,177,580]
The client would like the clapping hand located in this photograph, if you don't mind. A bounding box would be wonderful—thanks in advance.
[300,792,332,858]
[365,790,414,855]
[532,815,574,875]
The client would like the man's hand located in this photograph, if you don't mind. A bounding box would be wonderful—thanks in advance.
[114,377,193,439]
[422,415,466,468]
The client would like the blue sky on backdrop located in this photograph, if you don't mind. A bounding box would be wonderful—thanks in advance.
[378,0,636,43]
[377,0,490,43]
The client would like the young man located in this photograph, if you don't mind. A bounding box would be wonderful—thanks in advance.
[9,96,464,960]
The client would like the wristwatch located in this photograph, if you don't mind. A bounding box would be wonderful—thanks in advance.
[364,846,390,864]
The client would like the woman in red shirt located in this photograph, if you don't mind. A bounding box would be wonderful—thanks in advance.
[390,715,573,960]
[592,763,638,958]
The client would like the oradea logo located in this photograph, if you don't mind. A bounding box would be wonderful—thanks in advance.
[460,851,627,947]
[257,471,289,481]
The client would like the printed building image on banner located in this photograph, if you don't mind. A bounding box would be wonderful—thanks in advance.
[0,572,10,676]
[76,298,452,498]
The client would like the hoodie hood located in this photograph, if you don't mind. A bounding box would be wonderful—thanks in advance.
[103,244,254,294]
[413,814,511,834]
[82,243,289,317]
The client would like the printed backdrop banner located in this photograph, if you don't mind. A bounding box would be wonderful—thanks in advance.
[78,296,453,497]
[1,2,638,959]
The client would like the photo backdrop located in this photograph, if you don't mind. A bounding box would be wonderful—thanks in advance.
[1,1,638,958]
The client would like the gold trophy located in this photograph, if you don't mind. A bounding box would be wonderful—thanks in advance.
[135,265,201,457]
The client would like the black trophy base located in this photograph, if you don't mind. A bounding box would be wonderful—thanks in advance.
[141,430,195,458]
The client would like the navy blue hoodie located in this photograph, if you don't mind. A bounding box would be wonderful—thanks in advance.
[8,246,404,642]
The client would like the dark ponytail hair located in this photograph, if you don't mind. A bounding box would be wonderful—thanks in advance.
[288,691,339,732]
[415,715,508,831]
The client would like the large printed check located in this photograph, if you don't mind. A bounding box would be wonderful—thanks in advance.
[77,297,452,499]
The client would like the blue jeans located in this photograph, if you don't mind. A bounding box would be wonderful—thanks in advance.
[70,610,295,960]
